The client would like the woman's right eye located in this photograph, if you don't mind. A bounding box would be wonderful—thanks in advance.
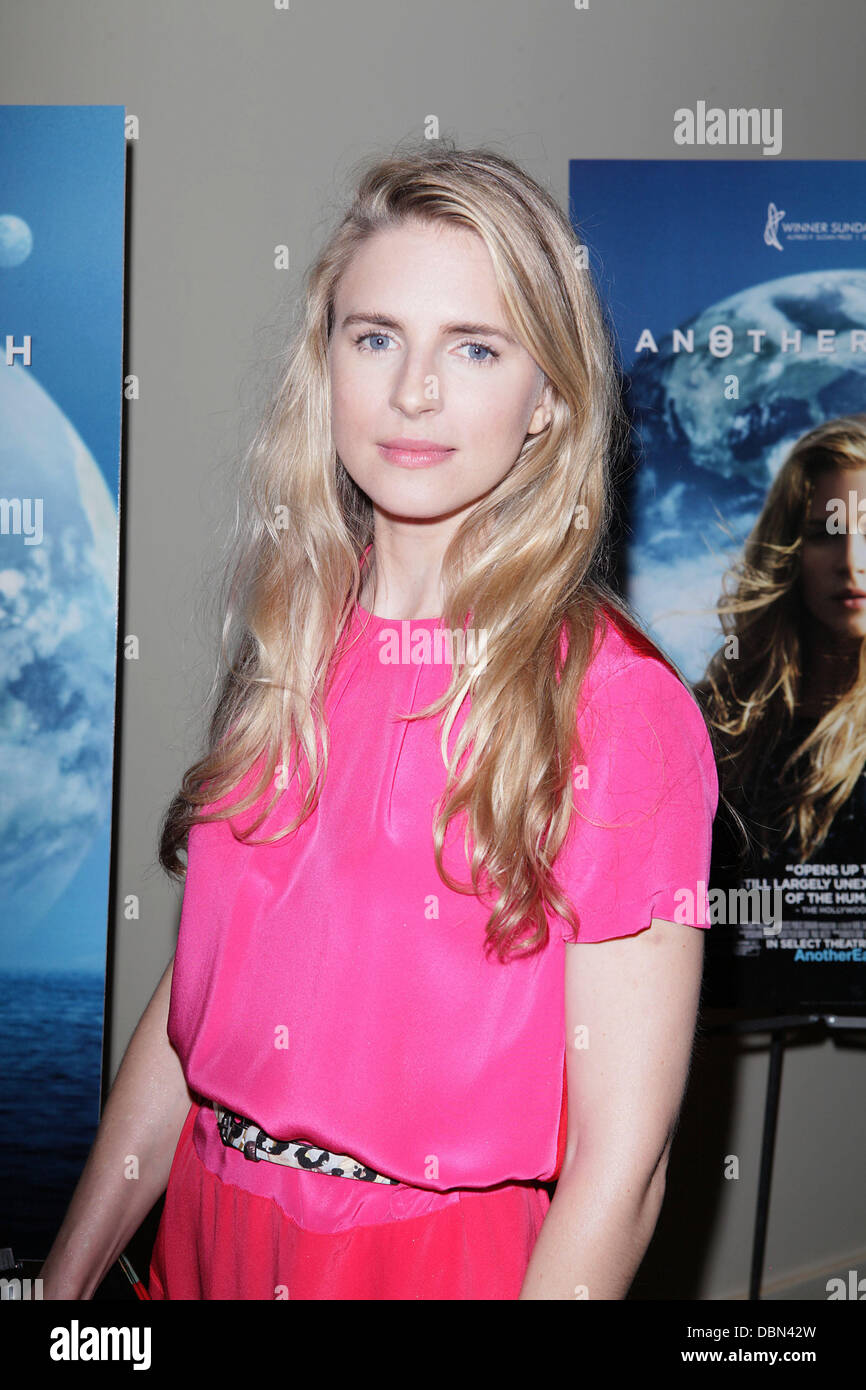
[353,331,392,352]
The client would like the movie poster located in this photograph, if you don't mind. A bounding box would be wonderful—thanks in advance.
[0,106,126,1253]
[568,159,866,1015]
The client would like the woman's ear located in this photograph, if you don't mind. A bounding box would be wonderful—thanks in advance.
[527,378,554,437]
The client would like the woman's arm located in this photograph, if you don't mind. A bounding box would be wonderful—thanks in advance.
[38,950,196,1299]
[519,917,705,1300]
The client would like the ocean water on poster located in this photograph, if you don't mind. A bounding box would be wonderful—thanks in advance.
[0,969,103,1255]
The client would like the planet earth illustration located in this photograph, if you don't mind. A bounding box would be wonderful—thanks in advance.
[625,268,866,679]
[0,362,117,937]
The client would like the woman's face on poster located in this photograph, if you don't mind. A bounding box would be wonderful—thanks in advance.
[799,464,866,640]
[327,219,551,526]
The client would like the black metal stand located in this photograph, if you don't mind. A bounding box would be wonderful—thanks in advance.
[702,1010,866,1300]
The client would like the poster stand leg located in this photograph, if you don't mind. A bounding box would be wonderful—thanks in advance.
[706,1013,866,1299]
[705,1013,828,1300]
[749,1026,787,1301]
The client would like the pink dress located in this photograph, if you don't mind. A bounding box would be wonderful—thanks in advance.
[148,599,719,1300]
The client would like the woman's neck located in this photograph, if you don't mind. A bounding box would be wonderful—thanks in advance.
[798,624,861,717]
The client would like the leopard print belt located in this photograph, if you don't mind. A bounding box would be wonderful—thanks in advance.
[213,1102,400,1185]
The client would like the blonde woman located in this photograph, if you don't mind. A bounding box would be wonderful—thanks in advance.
[698,417,866,1007]
[40,143,720,1302]
[699,416,866,867]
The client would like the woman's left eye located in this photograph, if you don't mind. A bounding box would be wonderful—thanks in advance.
[352,332,499,365]
[457,340,498,365]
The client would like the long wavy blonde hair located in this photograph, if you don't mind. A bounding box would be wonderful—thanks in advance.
[158,139,717,961]
[696,414,866,864]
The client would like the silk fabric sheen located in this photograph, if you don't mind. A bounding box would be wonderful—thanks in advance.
[166,600,719,1192]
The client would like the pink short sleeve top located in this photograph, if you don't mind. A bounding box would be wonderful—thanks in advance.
[167,602,719,1191]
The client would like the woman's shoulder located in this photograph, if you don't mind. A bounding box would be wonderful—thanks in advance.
[577,607,719,798]
[583,604,682,697]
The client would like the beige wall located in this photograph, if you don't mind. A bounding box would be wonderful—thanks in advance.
[3,0,864,1300]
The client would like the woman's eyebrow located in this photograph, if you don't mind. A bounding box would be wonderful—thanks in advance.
[339,311,517,346]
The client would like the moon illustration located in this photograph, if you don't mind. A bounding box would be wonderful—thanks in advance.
[0,214,34,268]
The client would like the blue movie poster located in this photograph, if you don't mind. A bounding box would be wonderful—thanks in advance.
[0,106,125,1255]
[569,160,866,1015]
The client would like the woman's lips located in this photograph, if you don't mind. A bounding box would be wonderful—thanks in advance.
[377,442,456,468]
